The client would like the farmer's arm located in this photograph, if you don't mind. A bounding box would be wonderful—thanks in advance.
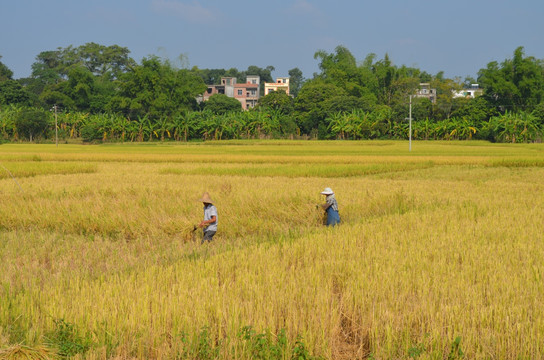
[321,203,331,210]
[199,215,216,228]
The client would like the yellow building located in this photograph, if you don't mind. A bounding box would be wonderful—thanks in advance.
[264,77,290,96]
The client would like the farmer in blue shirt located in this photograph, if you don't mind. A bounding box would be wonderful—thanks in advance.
[198,192,218,243]
[320,187,340,226]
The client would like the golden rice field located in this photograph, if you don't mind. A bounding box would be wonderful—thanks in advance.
[1,140,544,359]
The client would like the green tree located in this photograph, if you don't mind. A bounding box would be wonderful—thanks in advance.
[0,56,14,81]
[478,46,544,113]
[372,53,396,104]
[65,67,93,110]
[14,108,49,141]
[410,97,432,122]
[204,94,242,114]
[0,80,32,106]
[288,67,304,97]
[109,56,207,119]
[295,81,346,134]
[314,46,370,98]
[430,75,462,120]
[256,90,294,114]
[69,42,135,78]
[25,43,135,110]
[322,94,375,115]
[450,96,495,135]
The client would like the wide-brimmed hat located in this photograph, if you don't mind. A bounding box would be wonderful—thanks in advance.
[320,187,334,195]
[199,192,214,203]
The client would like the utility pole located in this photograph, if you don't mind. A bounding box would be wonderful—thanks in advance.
[53,104,58,147]
[408,95,412,152]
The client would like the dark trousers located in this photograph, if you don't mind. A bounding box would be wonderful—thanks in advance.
[202,230,216,243]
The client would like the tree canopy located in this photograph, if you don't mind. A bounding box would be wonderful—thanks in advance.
[478,46,544,113]
[2,43,544,142]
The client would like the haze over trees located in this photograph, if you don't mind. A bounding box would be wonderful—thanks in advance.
[1,43,544,142]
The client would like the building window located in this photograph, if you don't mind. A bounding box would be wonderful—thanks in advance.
[207,88,212,94]
[238,90,243,96]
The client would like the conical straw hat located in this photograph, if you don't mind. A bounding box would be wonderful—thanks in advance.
[199,192,214,203]
[320,187,334,195]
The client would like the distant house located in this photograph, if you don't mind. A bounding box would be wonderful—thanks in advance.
[234,75,260,110]
[264,77,290,96]
[453,84,483,99]
[201,76,260,110]
[414,83,436,103]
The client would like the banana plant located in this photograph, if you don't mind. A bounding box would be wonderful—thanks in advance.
[414,117,434,140]
[326,112,346,139]
[136,115,148,142]
[455,116,478,140]
[156,116,172,141]
[145,116,159,141]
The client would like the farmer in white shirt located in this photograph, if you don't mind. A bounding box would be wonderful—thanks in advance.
[320,187,340,226]
[198,192,218,243]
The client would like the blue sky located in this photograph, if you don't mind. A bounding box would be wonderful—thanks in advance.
[1,0,543,81]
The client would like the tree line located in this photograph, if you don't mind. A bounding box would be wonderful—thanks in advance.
[1,44,543,142]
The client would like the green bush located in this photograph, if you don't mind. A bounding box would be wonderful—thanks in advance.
[14,108,49,141]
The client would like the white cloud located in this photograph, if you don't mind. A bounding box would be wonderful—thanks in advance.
[151,0,217,23]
